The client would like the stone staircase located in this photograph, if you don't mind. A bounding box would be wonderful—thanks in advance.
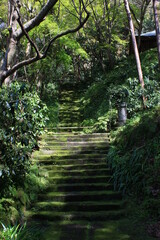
[27,87,130,239]
[58,88,83,129]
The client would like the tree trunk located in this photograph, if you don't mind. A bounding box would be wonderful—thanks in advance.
[153,0,160,68]
[123,0,145,107]
[0,0,19,85]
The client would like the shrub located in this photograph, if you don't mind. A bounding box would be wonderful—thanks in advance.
[107,107,160,200]
[0,82,48,194]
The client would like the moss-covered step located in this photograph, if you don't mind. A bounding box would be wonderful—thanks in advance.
[42,138,110,143]
[34,200,124,212]
[40,140,109,146]
[32,154,107,163]
[44,132,109,136]
[41,162,108,170]
[58,118,82,122]
[44,182,113,192]
[39,144,109,151]
[58,111,82,116]
[32,157,106,166]
[47,168,111,178]
[59,106,80,111]
[42,132,110,138]
[51,127,92,132]
[47,175,112,185]
[32,151,108,159]
[26,209,125,222]
[39,141,109,148]
[59,99,82,104]
[38,190,121,202]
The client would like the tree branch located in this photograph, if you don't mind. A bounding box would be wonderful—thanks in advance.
[129,5,140,27]
[43,1,90,57]
[16,9,42,58]
[60,1,80,21]
[16,0,59,40]
[1,0,90,85]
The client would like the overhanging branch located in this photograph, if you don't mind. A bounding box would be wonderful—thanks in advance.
[16,9,42,58]
[43,8,90,57]
[1,0,90,85]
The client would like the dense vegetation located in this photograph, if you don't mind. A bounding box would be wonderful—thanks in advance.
[0,82,48,226]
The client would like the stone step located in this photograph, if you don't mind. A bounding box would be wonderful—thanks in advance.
[60,102,81,106]
[33,150,108,158]
[47,168,111,177]
[47,175,112,184]
[44,132,109,137]
[58,118,82,123]
[40,144,109,151]
[45,182,113,192]
[40,141,109,147]
[49,127,88,132]
[59,91,83,96]
[58,123,81,127]
[34,200,124,212]
[38,190,121,202]
[58,115,82,120]
[59,99,82,103]
[58,110,81,114]
[58,122,81,125]
[59,106,80,111]
[33,153,107,161]
[33,157,106,166]
[43,138,110,143]
[41,162,107,170]
[27,209,125,222]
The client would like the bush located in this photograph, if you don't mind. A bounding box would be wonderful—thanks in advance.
[0,82,48,194]
[107,107,160,203]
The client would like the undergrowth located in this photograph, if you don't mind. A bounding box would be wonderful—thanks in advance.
[107,107,160,218]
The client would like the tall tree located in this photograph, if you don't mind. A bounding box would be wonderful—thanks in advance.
[123,0,145,107]
[0,0,90,85]
[153,0,160,68]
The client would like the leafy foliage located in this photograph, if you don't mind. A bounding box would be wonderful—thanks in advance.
[107,107,160,216]
[0,82,48,193]
[81,49,160,132]
[0,164,48,225]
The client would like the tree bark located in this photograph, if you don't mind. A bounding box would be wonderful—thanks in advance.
[153,0,160,68]
[0,0,19,85]
[123,0,145,107]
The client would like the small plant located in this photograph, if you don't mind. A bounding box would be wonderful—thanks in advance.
[93,109,118,132]
[0,222,43,240]
[0,222,24,240]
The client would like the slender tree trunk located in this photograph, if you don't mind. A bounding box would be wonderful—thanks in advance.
[123,0,145,107]
[153,0,160,68]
